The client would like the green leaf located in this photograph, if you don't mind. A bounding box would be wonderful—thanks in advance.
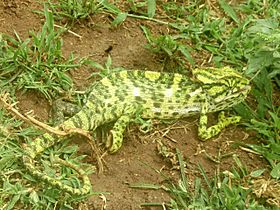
[29,191,40,203]
[101,0,121,14]
[112,12,128,26]
[178,45,195,66]
[105,55,112,70]
[234,103,255,120]
[268,69,280,78]
[247,19,279,34]
[246,51,274,75]
[140,25,153,43]
[61,145,78,154]
[218,0,239,23]
[250,169,266,177]
[147,0,156,18]
[85,60,105,70]
[270,162,280,179]
[269,111,280,129]
[0,156,16,170]
[129,183,161,189]
[6,194,21,210]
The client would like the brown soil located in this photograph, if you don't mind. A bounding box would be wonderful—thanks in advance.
[0,1,269,209]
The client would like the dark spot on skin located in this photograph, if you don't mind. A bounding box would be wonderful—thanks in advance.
[158,93,165,98]
[153,102,161,108]
[103,95,110,99]
[175,100,181,103]
[154,112,162,117]
[167,99,173,104]
[118,95,125,101]
[175,93,182,98]
[172,112,179,117]
[168,105,175,110]
[135,96,142,101]
[140,98,147,103]
[40,134,55,145]
[110,109,118,119]
[85,111,93,129]
[158,98,165,103]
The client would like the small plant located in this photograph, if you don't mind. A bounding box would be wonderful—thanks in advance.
[0,7,84,99]
[126,0,156,18]
[141,26,195,70]
[0,104,94,209]
[86,55,125,79]
[46,0,103,22]
[245,19,280,87]
[234,18,280,179]
[132,150,278,209]
[245,110,280,179]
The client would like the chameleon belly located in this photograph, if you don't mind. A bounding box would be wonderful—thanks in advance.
[22,67,251,195]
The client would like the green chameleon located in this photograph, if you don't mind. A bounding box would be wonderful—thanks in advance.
[22,67,250,195]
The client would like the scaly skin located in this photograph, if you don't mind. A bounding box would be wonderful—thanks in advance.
[23,67,251,195]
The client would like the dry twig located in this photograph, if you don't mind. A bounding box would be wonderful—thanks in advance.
[0,93,104,173]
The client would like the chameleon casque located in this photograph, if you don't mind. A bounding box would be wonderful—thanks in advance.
[22,67,251,195]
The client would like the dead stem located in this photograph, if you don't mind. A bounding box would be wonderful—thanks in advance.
[0,93,104,173]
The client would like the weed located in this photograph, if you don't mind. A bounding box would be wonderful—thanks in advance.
[244,109,280,179]
[126,0,156,18]
[0,7,83,100]
[141,26,194,71]
[234,18,280,178]
[85,55,125,80]
[132,150,279,209]
[0,106,94,209]
[46,0,103,22]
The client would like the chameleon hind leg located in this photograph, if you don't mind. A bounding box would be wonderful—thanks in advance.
[198,103,241,140]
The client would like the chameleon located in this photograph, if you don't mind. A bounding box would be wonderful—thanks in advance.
[22,67,251,195]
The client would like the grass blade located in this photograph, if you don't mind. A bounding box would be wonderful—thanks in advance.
[112,12,128,26]
[147,0,156,18]
[218,0,239,23]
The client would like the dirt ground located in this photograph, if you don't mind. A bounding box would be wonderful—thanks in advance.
[0,1,269,209]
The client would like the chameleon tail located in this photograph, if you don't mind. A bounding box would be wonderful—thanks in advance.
[22,132,91,195]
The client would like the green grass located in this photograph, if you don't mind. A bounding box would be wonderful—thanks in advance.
[141,25,195,71]
[0,108,94,209]
[131,150,279,209]
[165,151,278,209]
[45,0,103,22]
[135,0,280,181]
[0,6,85,100]
[103,0,280,208]
[0,0,279,209]
[0,5,94,210]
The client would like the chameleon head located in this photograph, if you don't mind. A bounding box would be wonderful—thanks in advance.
[192,67,251,111]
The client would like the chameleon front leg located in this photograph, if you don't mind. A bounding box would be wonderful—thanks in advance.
[107,104,138,153]
[198,103,241,140]
[108,115,131,153]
